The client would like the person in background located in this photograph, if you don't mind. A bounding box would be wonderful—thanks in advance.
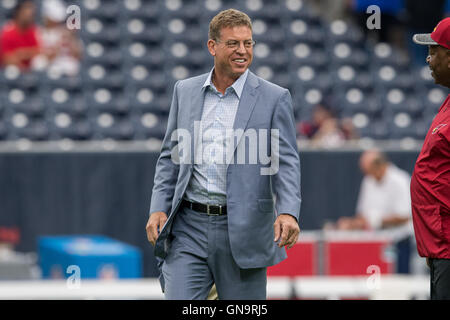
[334,149,411,230]
[0,0,40,71]
[298,101,357,147]
[33,0,83,76]
[411,17,450,299]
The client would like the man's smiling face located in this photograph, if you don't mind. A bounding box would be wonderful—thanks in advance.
[209,25,253,80]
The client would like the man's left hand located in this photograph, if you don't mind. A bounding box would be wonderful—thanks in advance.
[274,214,300,249]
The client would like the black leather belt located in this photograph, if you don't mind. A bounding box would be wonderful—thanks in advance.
[181,199,227,215]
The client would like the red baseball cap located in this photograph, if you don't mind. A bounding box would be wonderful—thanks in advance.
[413,17,450,50]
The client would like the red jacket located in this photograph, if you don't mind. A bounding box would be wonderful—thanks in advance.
[411,94,450,258]
[0,22,40,69]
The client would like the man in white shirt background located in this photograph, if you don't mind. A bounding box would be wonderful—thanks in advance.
[334,149,411,230]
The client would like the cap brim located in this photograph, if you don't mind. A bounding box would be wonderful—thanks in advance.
[413,33,438,46]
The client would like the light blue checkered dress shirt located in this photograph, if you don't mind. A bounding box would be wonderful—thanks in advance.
[184,69,249,206]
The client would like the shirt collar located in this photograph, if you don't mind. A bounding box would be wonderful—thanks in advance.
[202,68,249,99]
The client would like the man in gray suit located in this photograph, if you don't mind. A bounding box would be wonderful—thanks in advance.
[146,8,301,300]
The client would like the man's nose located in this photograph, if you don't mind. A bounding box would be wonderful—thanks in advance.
[426,55,431,64]
[236,42,246,54]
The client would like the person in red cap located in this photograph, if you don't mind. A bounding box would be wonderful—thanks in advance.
[411,17,450,300]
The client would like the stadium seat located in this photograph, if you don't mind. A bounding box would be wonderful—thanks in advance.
[128,86,170,115]
[327,20,365,47]
[336,89,382,117]
[415,66,436,90]
[3,89,45,117]
[44,87,88,117]
[372,67,415,91]
[381,88,422,117]
[82,18,121,44]
[82,0,119,20]
[40,73,83,91]
[256,26,286,46]
[358,119,390,140]
[2,68,40,92]
[163,0,201,21]
[125,65,169,92]
[331,66,373,91]
[82,64,124,90]
[92,114,135,140]
[123,42,165,66]
[200,0,232,21]
[122,18,164,43]
[84,42,122,67]
[290,44,328,71]
[243,0,282,20]
[370,42,411,70]
[132,112,168,140]
[347,111,371,132]
[329,43,369,69]
[129,87,154,111]
[293,87,330,117]
[7,116,50,141]
[48,114,93,140]
[166,41,210,69]
[252,43,289,69]
[286,19,325,47]
[86,89,131,115]
[166,65,210,85]
[121,0,161,20]
[291,68,332,94]
[388,121,417,140]
[280,0,320,22]
[164,20,206,44]
[424,87,448,113]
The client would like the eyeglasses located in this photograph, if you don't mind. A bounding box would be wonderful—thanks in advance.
[215,39,256,50]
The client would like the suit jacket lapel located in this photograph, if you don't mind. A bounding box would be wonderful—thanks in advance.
[227,71,260,166]
[189,75,208,164]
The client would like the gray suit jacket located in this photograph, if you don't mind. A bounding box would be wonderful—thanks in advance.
[149,70,301,270]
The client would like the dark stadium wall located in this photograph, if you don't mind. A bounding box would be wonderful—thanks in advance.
[0,150,419,277]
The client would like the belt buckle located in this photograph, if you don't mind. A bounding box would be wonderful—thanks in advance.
[207,205,220,216]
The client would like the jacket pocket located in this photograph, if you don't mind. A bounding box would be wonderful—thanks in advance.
[412,203,445,257]
[439,207,450,245]
[258,198,274,213]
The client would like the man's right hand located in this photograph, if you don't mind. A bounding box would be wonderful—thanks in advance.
[146,211,168,246]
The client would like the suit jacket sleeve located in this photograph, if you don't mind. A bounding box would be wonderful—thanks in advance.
[149,80,181,215]
[271,89,302,222]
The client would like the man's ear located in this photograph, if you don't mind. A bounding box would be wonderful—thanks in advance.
[207,39,216,57]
